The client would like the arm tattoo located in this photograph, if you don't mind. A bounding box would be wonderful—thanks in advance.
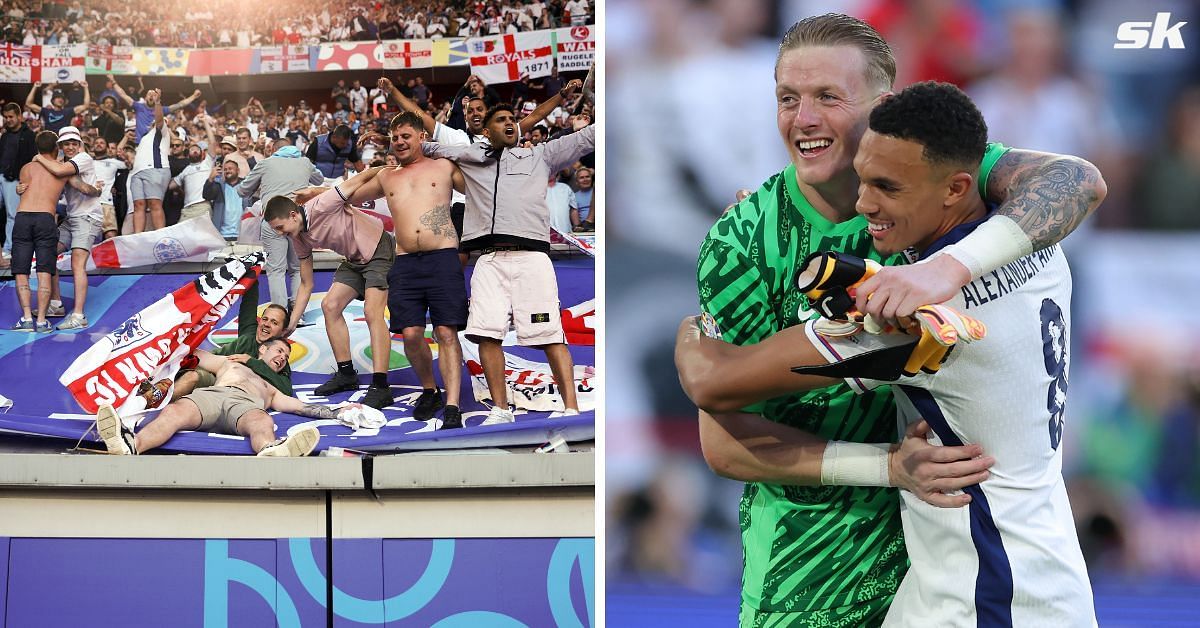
[985,151,1104,251]
[419,203,453,238]
[294,404,340,420]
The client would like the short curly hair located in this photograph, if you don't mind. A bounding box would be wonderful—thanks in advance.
[868,81,987,170]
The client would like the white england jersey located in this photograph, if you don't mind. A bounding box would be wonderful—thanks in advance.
[806,243,1095,627]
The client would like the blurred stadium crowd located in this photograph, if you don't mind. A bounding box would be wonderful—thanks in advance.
[608,0,1200,595]
[0,0,593,48]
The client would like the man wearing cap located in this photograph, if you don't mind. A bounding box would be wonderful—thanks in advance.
[25,81,89,134]
[219,134,249,179]
[28,126,103,330]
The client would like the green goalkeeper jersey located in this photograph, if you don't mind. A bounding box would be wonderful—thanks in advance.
[696,144,1009,626]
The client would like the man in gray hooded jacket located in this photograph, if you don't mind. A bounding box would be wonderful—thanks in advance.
[238,139,325,314]
[424,104,594,426]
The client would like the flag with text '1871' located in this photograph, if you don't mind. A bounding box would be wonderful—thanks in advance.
[467,32,552,84]
[58,253,263,419]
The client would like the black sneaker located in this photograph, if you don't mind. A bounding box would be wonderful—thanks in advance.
[440,406,462,430]
[413,389,445,421]
[315,370,359,396]
[362,385,394,409]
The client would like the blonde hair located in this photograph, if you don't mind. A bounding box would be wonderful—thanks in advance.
[776,13,896,92]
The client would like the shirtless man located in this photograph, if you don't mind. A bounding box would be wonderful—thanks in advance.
[96,337,354,456]
[345,111,468,428]
[9,131,70,332]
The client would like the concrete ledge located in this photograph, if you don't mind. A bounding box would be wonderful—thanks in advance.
[0,451,594,490]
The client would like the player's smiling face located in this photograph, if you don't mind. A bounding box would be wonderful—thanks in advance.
[775,45,881,187]
[853,130,952,255]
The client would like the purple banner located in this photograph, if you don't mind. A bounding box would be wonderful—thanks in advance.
[2,536,593,626]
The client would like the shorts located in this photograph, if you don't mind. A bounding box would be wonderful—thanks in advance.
[179,367,217,390]
[182,385,265,435]
[58,214,102,252]
[465,250,564,346]
[11,212,58,275]
[451,201,465,239]
[129,168,170,202]
[180,201,213,223]
[101,203,117,234]
[333,231,396,300]
[386,247,468,331]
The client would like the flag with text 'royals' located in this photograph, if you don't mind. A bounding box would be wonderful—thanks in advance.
[0,44,86,83]
[59,253,264,420]
[467,32,553,84]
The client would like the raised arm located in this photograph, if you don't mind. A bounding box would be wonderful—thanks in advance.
[378,77,436,137]
[521,78,581,133]
[25,82,42,114]
[71,81,90,115]
[167,89,203,114]
[854,148,1107,321]
[200,114,220,159]
[107,74,134,107]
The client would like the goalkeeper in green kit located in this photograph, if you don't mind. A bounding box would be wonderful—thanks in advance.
[693,14,1107,626]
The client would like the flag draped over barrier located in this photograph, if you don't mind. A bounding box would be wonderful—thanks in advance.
[58,253,264,418]
[461,335,596,412]
[57,217,227,272]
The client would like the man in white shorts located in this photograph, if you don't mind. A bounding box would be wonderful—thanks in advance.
[423,105,594,424]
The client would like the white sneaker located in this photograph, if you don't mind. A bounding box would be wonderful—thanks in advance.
[257,426,320,457]
[46,302,66,318]
[96,404,135,455]
[56,312,87,330]
[480,406,515,426]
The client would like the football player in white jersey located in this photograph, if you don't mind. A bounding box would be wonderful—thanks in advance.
[676,81,1097,627]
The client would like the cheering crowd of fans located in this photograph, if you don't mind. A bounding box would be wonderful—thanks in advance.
[0,70,595,256]
[1,0,593,48]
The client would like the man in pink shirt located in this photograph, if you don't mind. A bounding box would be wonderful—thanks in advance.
[264,166,396,409]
